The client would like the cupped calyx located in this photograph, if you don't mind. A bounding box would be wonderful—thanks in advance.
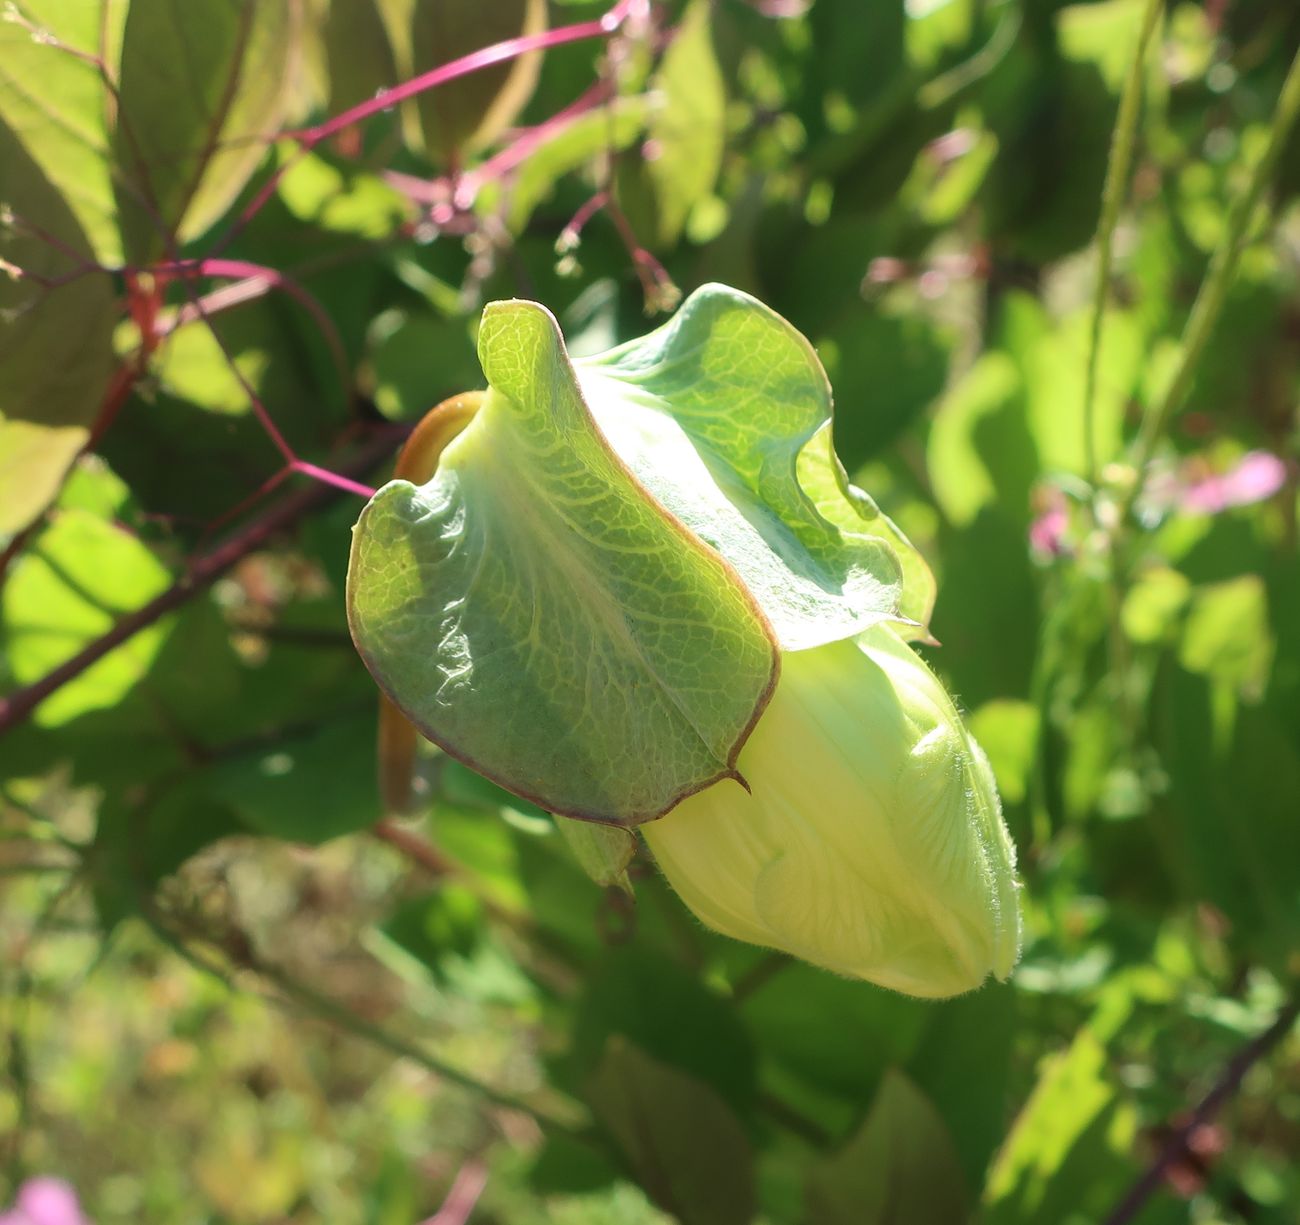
[347,282,1021,996]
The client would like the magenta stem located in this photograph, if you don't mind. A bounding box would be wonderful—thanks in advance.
[211,0,646,257]
[290,461,377,500]
[153,257,352,396]
[0,431,405,739]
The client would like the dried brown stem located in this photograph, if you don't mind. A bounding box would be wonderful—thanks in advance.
[1103,995,1300,1225]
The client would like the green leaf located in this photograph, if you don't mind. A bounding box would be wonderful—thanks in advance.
[645,0,726,246]
[206,709,380,844]
[968,700,1039,806]
[112,0,299,262]
[553,815,635,891]
[348,294,778,825]
[2,509,171,726]
[410,0,544,164]
[1179,574,1273,702]
[576,283,920,646]
[476,95,649,234]
[0,118,116,541]
[805,1069,968,1225]
[587,1036,756,1225]
[0,0,126,264]
[740,962,928,1104]
[926,352,1032,529]
[569,950,757,1115]
[276,147,410,240]
[983,1028,1138,1225]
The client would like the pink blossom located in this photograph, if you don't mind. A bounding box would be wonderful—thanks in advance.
[0,1179,89,1225]
[1030,506,1070,559]
[1177,450,1287,513]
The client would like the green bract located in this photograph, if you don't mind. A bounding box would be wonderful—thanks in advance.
[347,283,1022,995]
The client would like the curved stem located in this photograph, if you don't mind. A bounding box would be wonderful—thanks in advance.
[1083,0,1163,488]
[1120,42,1300,521]
[0,431,404,739]
[1104,995,1300,1225]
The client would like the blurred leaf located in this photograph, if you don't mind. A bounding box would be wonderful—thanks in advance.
[571,949,757,1115]
[2,509,171,727]
[927,352,1033,528]
[1179,574,1273,702]
[587,1036,756,1225]
[645,1,726,246]
[805,1068,968,1225]
[741,963,928,1103]
[150,318,271,415]
[0,0,126,264]
[969,700,1039,806]
[481,95,650,234]
[1121,566,1191,645]
[93,791,245,929]
[369,312,481,421]
[983,1028,1138,1225]
[207,709,380,844]
[113,0,300,261]
[908,983,1017,1188]
[1025,308,1142,478]
[820,307,952,469]
[0,119,116,541]
[1156,663,1300,967]
[276,148,410,239]
[410,0,544,164]
[320,0,398,117]
[529,1132,621,1196]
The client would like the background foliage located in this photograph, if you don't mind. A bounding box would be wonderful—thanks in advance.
[2,1,1299,1222]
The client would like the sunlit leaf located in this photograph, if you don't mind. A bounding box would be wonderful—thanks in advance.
[410,0,545,164]
[2,509,170,726]
[0,0,126,264]
[805,1068,968,1225]
[576,284,921,647]
[112,0,300,261]
[983,1028,1138,1225]
[645,0,726,246]
[0,119,116,541]
[348,293,779,824]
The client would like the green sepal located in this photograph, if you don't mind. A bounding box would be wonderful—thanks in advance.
[347,299,779,826]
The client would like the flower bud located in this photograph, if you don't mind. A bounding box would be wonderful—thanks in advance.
[642,625,1021,998]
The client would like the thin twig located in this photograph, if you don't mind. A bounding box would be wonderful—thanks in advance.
[1083,0,1163,488]
[211,0,649,259]
[421,1159,489,1225]
[1119,42,1300,522]
[372,818,456,877]
[0,430,403,739]
[1103,996,1300,1225]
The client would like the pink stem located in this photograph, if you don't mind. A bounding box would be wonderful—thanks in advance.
[153,257,352,397]
[173,277,297,464]
[0,431,405,738]
[422,1160,488,1225]
[211,0,647,257]
[454,81,616,209]
[290,461,377,500]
